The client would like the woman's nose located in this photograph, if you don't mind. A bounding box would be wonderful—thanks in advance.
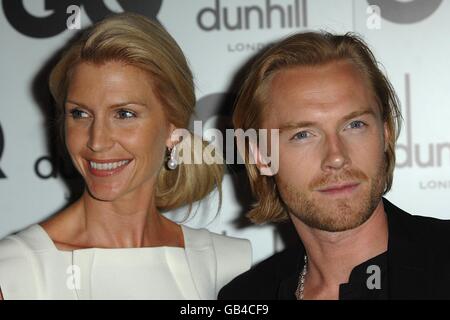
[87,119,114,152]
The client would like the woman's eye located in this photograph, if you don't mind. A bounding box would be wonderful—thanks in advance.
[292,131,312,141]
[69,109,89,119]
[116,109,136,119]
[348,120,366,129]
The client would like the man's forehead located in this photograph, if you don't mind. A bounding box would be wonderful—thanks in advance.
[269,61,367,97]
[262,61,379,126]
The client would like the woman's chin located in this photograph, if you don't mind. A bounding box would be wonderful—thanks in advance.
[86,186,124,202]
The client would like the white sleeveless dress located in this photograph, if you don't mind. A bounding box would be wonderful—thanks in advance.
[0,224,252,300]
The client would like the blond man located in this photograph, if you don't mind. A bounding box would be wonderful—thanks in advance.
[219,32,450,300]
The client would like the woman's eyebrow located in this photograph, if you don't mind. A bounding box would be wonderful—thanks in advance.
[65,100,148,110]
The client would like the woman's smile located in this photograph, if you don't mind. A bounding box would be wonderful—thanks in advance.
[86,158,133,177]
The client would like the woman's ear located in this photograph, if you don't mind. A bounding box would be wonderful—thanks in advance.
[165,123,177,148]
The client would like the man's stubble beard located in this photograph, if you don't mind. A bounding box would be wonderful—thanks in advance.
[276,160,387,232]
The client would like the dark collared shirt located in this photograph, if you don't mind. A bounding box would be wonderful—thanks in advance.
[339,251,388,299]
[219,199,450,300]
[279,251,389,300]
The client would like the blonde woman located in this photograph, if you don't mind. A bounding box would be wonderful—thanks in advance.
[0,13,251,300]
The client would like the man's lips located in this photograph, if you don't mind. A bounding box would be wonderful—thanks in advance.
[316,182,360,195]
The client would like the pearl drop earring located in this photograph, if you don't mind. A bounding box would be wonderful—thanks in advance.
[167,145,178,170]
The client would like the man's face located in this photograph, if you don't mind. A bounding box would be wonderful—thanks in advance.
[262,60,388,232]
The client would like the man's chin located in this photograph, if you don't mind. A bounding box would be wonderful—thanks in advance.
[313,217,370,233]
[294,201,374,233]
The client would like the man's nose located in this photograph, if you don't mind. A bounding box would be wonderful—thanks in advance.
[321,134,351,171]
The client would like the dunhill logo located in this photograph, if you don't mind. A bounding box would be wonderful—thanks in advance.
[197,0,307,31]
[396,74,450,168]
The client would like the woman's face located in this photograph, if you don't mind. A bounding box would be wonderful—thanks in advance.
[64,61,174,201]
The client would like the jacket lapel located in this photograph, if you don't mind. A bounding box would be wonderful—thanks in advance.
[277,247,305,300]
[384,199,428,299]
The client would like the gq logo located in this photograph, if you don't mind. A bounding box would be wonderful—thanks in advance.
[367,0,442,24]
[2,0,163,38]
[0,123,5,178]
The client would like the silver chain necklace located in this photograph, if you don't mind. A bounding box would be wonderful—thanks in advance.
[295,255,308,300]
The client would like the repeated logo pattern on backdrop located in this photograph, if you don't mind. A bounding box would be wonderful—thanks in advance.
[2,0,163,37]
[368,0,442,23]
[1,0,449,263]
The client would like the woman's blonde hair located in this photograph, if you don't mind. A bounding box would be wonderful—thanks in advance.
[49,13,223,213]
[233,32,402,224]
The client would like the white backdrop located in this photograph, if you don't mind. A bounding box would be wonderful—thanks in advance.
[0,0,449,264]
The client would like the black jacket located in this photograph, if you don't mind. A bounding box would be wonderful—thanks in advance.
[219,198,450,299]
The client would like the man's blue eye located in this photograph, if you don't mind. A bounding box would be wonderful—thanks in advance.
[349,120,366,129]
[292,131,311,140]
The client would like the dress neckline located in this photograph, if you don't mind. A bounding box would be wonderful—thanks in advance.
[33,223,187,253]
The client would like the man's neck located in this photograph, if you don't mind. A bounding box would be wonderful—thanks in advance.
[291,199,388,299]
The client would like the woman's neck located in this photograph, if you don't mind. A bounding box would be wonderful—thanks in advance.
[42,189,184,250]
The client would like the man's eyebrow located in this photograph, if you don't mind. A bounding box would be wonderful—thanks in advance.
[341,108,377,123]
[279,120,318,133]
[278,108,377,133]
